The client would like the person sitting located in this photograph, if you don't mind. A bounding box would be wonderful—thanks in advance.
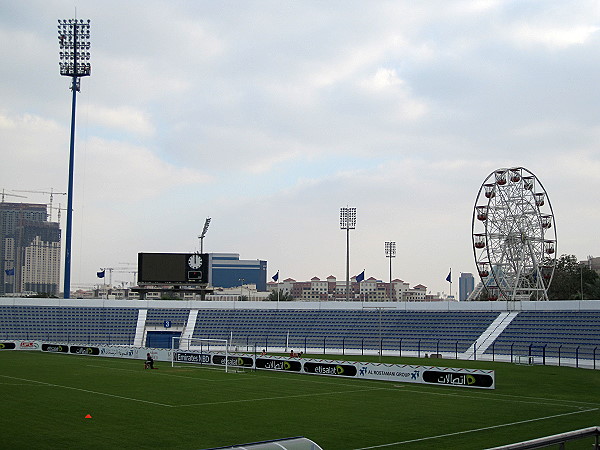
[145,353,154,369]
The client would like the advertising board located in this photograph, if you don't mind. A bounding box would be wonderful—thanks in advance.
[16,343,495,389]
[5,340,41,351]
[172,351,496,389]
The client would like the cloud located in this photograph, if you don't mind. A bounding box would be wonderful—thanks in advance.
[366,68,404,90]
[510,23,599,49]
[87,104,155,137]
[3,0,600,296]
[359,67,429,120]
[0,110,61,135]
[0,110,66,184]
[79,137,212,204]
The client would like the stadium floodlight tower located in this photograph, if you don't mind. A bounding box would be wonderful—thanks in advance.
[340,207,356,301]
[58,18,91,299]
[198,217,211,253]
[385,241,396,301]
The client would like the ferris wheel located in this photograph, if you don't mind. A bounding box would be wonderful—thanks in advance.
[471,167,557,301]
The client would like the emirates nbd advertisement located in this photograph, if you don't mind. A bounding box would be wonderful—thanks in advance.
[174,351,211,364]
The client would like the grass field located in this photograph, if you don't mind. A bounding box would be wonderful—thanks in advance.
[1,351,599,449]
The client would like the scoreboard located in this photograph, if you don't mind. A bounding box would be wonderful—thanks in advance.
[138,253,209,284]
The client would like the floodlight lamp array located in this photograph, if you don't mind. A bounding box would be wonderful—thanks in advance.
[340,207,357,229]
[385,241,396,257]
[200,217,212,238]
[58,19,91,78]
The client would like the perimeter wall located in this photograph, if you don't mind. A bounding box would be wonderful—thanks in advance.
[1,298,599,311]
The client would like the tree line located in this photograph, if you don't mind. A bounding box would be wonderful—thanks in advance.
[545,254,600,300]
[474,254,600,300]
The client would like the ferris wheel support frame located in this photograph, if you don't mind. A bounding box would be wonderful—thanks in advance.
[471,167,557,301]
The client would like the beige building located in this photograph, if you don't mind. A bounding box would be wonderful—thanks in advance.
[586,256,600,276]
[268,275,430,301]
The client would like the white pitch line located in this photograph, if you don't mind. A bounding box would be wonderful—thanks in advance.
[84,364,228,382]
[174,386,390,408]
[405,384,600,409]
[352,407,599,449]
[0,374,173,407]
[397,387,596,410]
[472,391,600,408]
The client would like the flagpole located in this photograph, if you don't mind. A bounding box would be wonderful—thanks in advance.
[272,270,280,309]
[355,269,365,302]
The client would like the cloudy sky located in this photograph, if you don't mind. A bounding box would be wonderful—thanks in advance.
[1,0,599,295]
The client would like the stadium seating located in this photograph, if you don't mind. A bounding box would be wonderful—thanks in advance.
[0,306,138,345]
[1,302,599,362]
[484,311,600,360]
[191,309,499,354]
[145,308,189,327]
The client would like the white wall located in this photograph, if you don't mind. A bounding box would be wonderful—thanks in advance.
[1,297,600,311]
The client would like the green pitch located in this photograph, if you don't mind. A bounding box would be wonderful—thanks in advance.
[1,351,599,449]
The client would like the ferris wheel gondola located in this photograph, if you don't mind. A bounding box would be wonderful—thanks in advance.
[471,167,557,301]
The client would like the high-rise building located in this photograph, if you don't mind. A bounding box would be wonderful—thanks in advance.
[0,203,61,296]
[459,272,474,301]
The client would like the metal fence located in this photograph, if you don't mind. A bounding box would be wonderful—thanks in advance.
[216,334,600,369]
[3,329,598,369]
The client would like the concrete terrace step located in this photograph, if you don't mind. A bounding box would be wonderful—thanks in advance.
[463,311,519,359]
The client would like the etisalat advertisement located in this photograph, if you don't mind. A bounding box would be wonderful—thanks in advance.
[174,352,495,389]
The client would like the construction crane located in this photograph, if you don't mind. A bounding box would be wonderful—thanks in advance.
[98,266,138,287]
[48,203,68,223]
[0,189,27,202]
[14,189,67,221]
[114,269,138,287]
